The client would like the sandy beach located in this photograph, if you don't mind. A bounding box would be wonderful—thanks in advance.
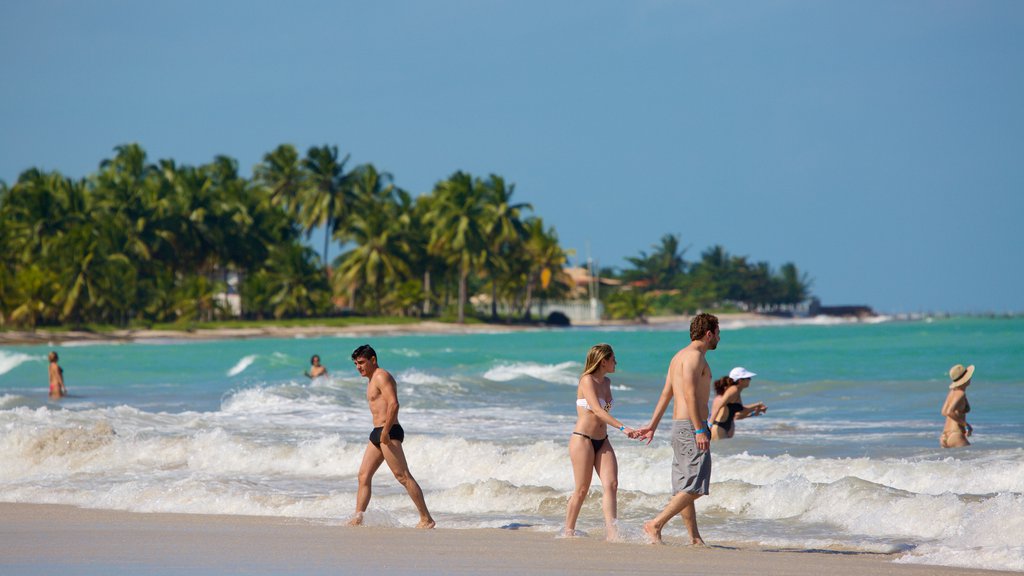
[0,320,532,346]
[0,503,1010,576]
[0,313,792,346]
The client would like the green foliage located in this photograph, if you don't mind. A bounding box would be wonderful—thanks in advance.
[610,240,814,313]
[605,290,654,322]
[0,143,570,329]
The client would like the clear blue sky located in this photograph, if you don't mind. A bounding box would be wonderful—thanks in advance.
[2,1,1021,314]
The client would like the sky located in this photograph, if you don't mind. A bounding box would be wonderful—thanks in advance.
[2,1,1022,314]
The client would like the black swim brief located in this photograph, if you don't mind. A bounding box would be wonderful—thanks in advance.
[369,423,405,447]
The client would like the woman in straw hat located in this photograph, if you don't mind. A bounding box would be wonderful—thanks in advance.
[940,364,974,448]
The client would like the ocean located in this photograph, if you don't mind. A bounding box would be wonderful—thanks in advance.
[1,316,1022,572]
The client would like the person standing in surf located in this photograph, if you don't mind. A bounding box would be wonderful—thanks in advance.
[48,351,66,400]
[563,343,638,540]
[709,367,766,441]
[940,363,974,448]
[305,354,327,379]
[636,313,719,546]
[348,344,435,529]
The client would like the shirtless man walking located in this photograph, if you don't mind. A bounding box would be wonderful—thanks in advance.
[638,313,720,545]
[348,344,435,529]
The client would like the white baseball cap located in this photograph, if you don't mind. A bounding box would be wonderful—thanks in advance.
[729,367,756,380]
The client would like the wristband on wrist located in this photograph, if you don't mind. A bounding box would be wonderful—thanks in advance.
[619,425,625,432]
[694,427,708,435]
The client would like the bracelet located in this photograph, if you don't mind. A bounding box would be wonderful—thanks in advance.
[619,425,626,432]
[694,427,708,435]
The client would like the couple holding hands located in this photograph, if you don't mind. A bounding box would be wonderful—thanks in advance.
[564,313,765,544]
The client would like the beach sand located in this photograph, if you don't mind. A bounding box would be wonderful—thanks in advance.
[0,503,1009,576]
[0,313,783,346]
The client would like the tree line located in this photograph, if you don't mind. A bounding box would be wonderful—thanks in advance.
[0,143,813,329]
[0,143,570,328]
[604,234,813,321]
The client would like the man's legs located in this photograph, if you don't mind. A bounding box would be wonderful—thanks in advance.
[381,440,435,528]
[643,491,704,545]
[349,442,385,526]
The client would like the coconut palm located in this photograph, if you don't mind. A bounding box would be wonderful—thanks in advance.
[254,144,306,218]
[521,217,572,320]
[9,265,61,328]
[301,145,352,272]
[333,165,413,314]
[481,175,531,320]
[605,290,654,323]
[265,243,331,318]
[779,262,813,305]
[425,171,489,323]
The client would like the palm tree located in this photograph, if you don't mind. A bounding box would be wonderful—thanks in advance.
[779,262,813,305]
[333,165,413,314]
[624,234,688,290]
[651,234,688,286]
[425,171,489,323]
[9,264,60,328]
[521,217,571,320]
[254,144,306,218]
[606,290,654,323]
[301,145,352,273]
[481,175,531,320]
[265,243,331,318]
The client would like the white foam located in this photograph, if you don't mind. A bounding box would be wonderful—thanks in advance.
[397,369,448,387]
[2,402,1021,572]
[483,361,580,386]
[0,351,36,377]
[227,355,257,376]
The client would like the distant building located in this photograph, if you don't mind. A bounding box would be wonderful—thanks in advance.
[809,297,874,318]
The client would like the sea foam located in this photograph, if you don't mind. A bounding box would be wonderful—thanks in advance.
[0,351,35,377]
[483,361,580,386]
[227,355,257,376]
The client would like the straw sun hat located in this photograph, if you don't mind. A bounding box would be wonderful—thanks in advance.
[948,364,975,390]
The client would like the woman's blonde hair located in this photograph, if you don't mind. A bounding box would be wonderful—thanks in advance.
[582,343,614,376]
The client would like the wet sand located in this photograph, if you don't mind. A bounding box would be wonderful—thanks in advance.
[0,503,1009,576]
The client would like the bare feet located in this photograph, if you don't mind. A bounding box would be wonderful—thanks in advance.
[691,537,707,547]
[347,512,364,527]
[605,523,620,542]
[643,520,664,544]
[417,518,436,529]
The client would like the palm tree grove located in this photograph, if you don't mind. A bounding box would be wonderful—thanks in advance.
[0,144,813,329]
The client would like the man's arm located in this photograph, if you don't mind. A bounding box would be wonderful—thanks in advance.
[681,355,709,451]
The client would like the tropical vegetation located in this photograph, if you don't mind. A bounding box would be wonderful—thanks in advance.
[603,234,813,321]
[0,144,813,330]
[0,144,570,328]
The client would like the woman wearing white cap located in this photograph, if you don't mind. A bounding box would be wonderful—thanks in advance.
[940,364,974,448]
[709,367,766,441]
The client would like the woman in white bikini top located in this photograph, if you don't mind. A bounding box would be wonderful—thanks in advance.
[564,343,636,541]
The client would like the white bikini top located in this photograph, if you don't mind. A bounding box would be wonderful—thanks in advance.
[576,398,612,412]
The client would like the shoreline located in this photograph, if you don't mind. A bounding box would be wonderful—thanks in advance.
[0,503,1009,576]
[0,313,791,346]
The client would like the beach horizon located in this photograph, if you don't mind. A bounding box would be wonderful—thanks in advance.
[0,503,1010,576]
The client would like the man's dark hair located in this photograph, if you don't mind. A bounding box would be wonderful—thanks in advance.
[351,344,377,361]
[689,313,719,342]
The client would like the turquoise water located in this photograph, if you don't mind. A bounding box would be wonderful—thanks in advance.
[1,316,1022,571]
